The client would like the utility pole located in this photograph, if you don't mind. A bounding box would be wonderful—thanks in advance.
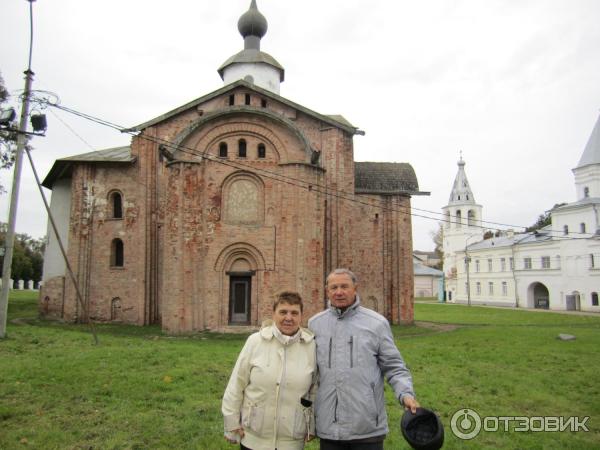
[0,69,34,338]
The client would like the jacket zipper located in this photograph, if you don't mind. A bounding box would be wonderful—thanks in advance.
[334,392,338,423]
[328,337,332,368]
[349,336,353,368]
[371,382,379,426]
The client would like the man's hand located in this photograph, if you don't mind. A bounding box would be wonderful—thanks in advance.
[224,428,245,444]
[402,395,420,414]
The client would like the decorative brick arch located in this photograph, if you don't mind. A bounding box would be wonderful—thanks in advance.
[171,108,314,162]
[214,242,267,274]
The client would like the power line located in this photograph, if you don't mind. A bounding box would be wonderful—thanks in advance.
[42,98,598,240]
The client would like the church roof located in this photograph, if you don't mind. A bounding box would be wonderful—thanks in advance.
[128,79,362,136]
[354,162,428,195]
[42,146,134,188]
[448,156,476,205]
[576,114,600,169]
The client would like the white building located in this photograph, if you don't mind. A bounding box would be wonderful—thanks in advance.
[442,115,600,312]
[413,254,443,298]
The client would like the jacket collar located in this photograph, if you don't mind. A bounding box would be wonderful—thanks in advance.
[328,294,361,318]
[259,320,315,343]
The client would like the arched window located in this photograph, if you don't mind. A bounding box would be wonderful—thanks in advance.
[584,186,590,198]
[257,143,266,159]
[592,292,599,306]
[455,210,462,228]
[109,191,123,219]
[563,225,569,235]
[219,142,228,158]
[111,238,124,267]
[580,223,586,234]
[468,210,476,227]
[238,139,247,158]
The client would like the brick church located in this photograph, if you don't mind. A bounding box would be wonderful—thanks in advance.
[39,1,426,333]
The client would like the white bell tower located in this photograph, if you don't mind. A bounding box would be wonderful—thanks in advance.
[442,155,483,297]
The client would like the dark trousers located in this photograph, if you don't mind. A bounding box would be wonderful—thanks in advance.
[319,439,384,450]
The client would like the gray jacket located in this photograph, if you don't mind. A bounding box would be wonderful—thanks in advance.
[308,296,415,441]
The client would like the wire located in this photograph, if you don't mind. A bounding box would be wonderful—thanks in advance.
[47,108,96,151]
[41,98,599,240]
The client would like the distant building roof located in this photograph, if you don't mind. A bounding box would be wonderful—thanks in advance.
[552,197,600,212]
[354,162,428,195]
[42,146,135,188]
[413,263,443,276]
[448,156,477,205]
[467,228,553,250]
[576,114,600,169]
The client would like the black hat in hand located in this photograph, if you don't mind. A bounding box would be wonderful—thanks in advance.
[401,407,444,450]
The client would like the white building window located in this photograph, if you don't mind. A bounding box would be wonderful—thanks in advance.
[488,282,494,296]
[502,281,508,296]
[509,257,514,270]
[584,186,590,198]
[476,282,481,295]
[592,292,599,306]
[488,259,493,272]
[591,254,595,269]
[581,223,586,234]
[541,256,550,269]
[501,258,506,272]
[456,210,462,228]
[524,257,532,269]
[563,225,569,235]
[475,260,480,272]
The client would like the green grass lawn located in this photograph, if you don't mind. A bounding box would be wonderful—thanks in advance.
[1,291,599,449]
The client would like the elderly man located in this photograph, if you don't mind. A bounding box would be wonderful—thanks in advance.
[308,268,419,450]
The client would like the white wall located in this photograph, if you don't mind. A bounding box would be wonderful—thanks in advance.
[42,179,72,280]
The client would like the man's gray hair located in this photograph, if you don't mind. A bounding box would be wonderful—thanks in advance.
[326,268,358,286]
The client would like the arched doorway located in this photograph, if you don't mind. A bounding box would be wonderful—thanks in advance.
[215,242,266,327]
[227,258,254,325]
[530,282,550,309]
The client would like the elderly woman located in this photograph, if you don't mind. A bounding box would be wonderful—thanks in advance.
[222,291,316,450]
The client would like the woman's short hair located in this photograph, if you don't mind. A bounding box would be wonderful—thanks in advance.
[273,291,303,312]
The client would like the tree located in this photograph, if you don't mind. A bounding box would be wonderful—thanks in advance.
[525,203,567,232]
[0,223,45,285]
[429,223,444,270]
[0,71,22,194]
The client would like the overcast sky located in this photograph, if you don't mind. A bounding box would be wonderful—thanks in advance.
[1,0,599,251]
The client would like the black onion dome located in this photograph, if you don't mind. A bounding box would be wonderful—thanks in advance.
[238,0,268,38]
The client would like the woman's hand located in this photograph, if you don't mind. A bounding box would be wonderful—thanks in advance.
[224,428,245,444]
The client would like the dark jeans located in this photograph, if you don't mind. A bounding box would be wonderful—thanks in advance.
[319,440,384,450]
